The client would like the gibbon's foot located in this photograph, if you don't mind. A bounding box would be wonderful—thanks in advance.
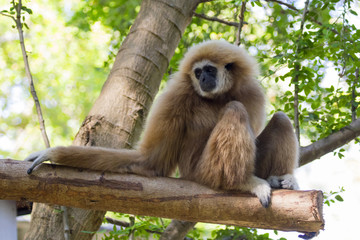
[241,175,272,208]
[25,149,53,174]
[267,174,299,190]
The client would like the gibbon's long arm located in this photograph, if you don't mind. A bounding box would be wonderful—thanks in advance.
[26,86,187,177]
[26,146,142,175]
[195,101,271,207]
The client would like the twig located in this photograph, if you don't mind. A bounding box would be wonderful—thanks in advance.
[352,68,359,122]
[0,12,16,21]
[292,0,310,145]
[61,206,71,239]
[129,215,135,240]
[235,0,247,46]
[265,0,340,35]
[105,217,163,235]
[13,0,50,149]
[193,12,247,27]
[12,1,71,239]
[265,0,298,11]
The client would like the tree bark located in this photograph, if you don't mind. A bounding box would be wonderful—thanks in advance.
[0,159,324,233]
[24,0,203,239]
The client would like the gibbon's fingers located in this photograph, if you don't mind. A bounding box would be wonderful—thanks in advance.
[25,149,52,174]
[241,175,271,208]
[267,174,299,190]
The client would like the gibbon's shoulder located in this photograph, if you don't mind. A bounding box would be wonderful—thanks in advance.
[178,40,259,78]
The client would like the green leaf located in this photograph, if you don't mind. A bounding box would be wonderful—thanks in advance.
[349,9,358,16]
[335,195,344,202]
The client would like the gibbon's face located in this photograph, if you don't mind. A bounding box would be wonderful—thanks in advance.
[191,59,234,98]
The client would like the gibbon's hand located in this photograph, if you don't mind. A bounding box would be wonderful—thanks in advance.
[267,174,299,190]
[25,148,53,174]
[241,175,272,208]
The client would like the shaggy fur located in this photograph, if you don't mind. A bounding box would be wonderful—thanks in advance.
[26,40,299,207]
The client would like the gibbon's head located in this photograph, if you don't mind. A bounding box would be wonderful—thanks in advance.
[179,40,259,98]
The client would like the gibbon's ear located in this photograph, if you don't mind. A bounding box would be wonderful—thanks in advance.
[225,62,234,70]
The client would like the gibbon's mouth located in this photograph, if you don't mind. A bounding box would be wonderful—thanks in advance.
[200,80,216,92]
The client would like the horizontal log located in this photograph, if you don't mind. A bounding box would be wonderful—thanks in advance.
[0,159,324,233]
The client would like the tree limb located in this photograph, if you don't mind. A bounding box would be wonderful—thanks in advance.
[300,118,360,166]
[293,0,310,145]
[0,159,324,233]
[265,0,340,36]
[193,12,247,27]
[13,0,51,149]
[235,0,247,46]
[265,0,298,11]
[159,220,196,240]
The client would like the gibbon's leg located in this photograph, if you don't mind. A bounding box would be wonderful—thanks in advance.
[255,112,299,190]
[195,101,271,208]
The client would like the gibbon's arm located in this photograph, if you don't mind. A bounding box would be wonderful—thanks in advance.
[26,146,142,174]
[194,101,271,207]
[134,85,187,177]
[26,85,187,177]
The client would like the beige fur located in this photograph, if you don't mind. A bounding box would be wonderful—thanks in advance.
[26,40,299,207]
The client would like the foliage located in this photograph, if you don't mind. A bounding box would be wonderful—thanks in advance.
[211,226,282,240]
[0,0,111,158]
[1,0,359,239]
[323,186,345,206]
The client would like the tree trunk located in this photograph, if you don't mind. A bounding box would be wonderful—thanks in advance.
[0,159,324,233]
[24,0,203,239]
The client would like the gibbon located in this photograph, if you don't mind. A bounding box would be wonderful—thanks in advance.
[26,40,299,208]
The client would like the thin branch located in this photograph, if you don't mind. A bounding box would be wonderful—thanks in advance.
[266,0,340,35]
[235,1,247,46]
[0,12,16,21]
[160,220,196,240]
[292,0,310,145]
[352,68,359,122]
[265,0,298,11]
[105,217,131,228]
[105,217,163,235]
[12,1,70,239]
[13,0,51,149]
[193,12,247,27]
[61,206,71,240]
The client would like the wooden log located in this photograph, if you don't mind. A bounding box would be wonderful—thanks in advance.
[0,159,324,233]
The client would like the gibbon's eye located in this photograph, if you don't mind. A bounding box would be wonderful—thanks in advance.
[194,68,202,79]
[203,65,217,74]
[225,62,234,70]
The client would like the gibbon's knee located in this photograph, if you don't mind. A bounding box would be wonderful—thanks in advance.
[255,111,299,179]
[195,100,255,190]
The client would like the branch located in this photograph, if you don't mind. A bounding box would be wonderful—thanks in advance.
[159,220,196,240]
[300,118,360,166]
[264,0,298,11]
[265,0,340,35]
[235,0,247,46]
[293,0,310,144]
[193,12,247,27]
[0,159,324,233]
[13,0,51,149]
[351,68,359,122]
[0,11,16,22]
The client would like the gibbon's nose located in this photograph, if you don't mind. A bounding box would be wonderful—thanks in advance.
[199,74,216,92]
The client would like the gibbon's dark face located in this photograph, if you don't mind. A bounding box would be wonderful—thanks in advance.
[194,65,218,92]
[191,60,234,98]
